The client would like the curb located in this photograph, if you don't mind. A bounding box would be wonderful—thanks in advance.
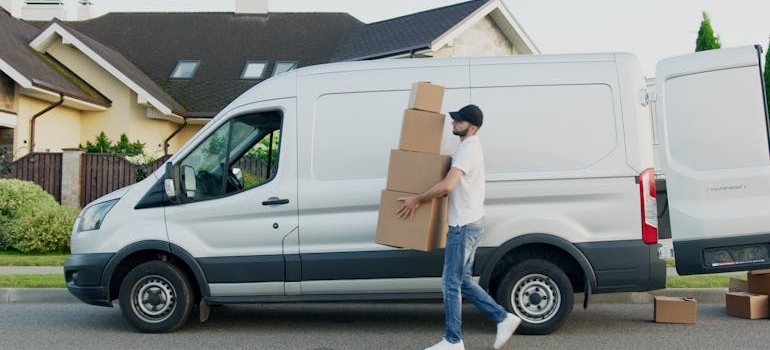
[0,288,728,304]
[0,288,79,304]
[585,288,728,304]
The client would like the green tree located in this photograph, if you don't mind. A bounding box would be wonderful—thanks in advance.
[83,131,112,153]
[113,133,145,157]
[80,132,145,157]
[695,11,721,52]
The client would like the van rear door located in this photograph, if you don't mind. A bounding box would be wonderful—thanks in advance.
[655,45,770,275]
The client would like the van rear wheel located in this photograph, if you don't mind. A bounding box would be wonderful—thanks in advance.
[119,260,193,333]
[495,259,573,335]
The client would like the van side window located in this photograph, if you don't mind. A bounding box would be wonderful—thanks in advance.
[178,111,282,201]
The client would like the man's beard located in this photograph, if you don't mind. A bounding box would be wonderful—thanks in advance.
[453,128,468,137]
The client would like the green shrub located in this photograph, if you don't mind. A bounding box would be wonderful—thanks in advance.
[0,179,78,253]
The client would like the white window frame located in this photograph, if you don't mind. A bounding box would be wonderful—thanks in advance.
[272,61,297,76]
[241,61,268,79]
[170,60,200,79]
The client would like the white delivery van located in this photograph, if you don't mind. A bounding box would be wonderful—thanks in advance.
[64,45,767,335]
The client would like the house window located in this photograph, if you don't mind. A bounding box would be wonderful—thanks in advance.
[241,62,267,79]
[0,72,17,114]
[272,62,297,76]
[170,60,200,79]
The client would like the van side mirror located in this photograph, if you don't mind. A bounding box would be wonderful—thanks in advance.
[163,162,177,201]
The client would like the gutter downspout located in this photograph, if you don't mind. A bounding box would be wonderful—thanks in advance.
[30,93,64,153]
[164,117,187,156]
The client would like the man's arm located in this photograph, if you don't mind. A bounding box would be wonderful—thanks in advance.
[396,167,464,220]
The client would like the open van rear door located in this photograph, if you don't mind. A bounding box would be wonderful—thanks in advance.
[656,45,770,275]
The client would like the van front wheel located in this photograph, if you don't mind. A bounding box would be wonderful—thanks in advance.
[495,259,573,335]
[119,260,193,333]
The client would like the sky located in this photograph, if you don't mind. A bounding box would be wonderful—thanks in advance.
[60,0,770,77]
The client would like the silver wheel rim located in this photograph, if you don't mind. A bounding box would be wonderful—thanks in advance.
[130,275,176,324]
[511,273,561,324]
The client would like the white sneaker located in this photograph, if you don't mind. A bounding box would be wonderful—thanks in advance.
[424,338,465,350]
[493,313,521,349]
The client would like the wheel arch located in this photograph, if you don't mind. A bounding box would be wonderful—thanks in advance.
[479,233,597,297]
[101,240,209,302]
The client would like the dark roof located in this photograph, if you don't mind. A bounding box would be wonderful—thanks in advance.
[10,1,496,117]
[331,0,489,61]
[67,12,364,116]
[0,9,109,106]
[49,18,184,115]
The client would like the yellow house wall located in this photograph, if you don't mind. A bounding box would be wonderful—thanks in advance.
[46,42,179,158]
[171,124,204,153]
[14,94,81,156]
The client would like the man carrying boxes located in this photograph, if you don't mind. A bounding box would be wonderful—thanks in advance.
[375,82,451,251]
[379,81,520,350]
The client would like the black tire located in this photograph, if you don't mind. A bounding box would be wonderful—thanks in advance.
[118,260,193,333]
[495,259,574,335]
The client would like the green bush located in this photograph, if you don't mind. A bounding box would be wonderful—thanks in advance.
[0,179,78,253]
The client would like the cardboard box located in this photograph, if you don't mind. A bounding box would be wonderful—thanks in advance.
[747,270,770,295]
[386,149,451,194]
[375,189,448,251]
[399,109,446,154]
[408,82,445,113]
[729,277,749,293]
[654,296,697,324]
[725,292,769,319]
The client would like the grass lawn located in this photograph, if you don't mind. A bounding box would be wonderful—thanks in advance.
[0,251,68,266]
[666,273,743,288]
[0,274,65,288]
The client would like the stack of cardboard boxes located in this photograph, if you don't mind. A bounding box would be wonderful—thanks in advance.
[654,268,770,324]
[375,82,451,252]
[725,270,770,319]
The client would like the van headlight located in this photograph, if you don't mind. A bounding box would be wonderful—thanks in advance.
[75,199,118,233]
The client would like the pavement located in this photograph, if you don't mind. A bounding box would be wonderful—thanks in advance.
[0,265,730,304]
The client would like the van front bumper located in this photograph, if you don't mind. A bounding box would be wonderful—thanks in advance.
[64,253,114,307]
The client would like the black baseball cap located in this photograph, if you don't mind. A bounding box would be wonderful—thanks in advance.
[449,104,483,127]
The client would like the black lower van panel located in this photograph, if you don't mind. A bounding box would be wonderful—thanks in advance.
[674,233,770,275]
[575,240,666,293]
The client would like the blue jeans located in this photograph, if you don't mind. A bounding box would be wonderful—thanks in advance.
[442,217,508,343]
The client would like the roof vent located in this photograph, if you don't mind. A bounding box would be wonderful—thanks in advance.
[235,0,268,14]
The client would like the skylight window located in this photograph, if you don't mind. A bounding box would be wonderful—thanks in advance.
[241,62,267,79]
[273,62,297,76]
[170,60,199,79]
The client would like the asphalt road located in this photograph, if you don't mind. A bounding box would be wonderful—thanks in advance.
[1,300,769,350]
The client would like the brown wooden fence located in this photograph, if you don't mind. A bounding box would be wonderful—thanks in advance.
[80,153,135,206]
[6,153,175,207]
[11,152,62,202]
[78,154,171,207]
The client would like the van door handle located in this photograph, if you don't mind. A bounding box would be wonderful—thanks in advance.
[262,197,289,206]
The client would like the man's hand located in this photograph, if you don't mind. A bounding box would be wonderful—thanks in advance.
[396,195,421,220]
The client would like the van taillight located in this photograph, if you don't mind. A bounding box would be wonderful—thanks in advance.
[639,168,658,244]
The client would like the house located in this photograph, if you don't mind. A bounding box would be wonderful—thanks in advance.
[0,0,538,161]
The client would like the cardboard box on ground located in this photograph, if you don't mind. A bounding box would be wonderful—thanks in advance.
[654,296,697,324]
[375,82,451,252]
[723,269,770,319]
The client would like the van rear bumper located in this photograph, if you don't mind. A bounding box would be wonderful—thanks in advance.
[576,240,666,293]
[64,253,114,307]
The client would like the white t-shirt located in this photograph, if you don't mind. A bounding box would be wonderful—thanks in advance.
[448,135,485,226]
